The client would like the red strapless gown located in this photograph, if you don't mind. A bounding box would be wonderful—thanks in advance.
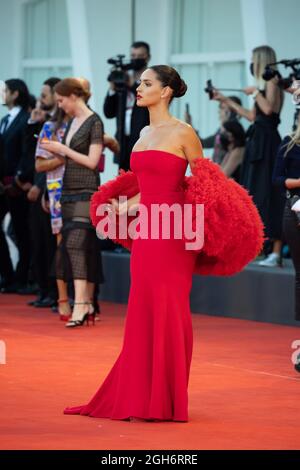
[64,150,197,421]
[64,150,264,421]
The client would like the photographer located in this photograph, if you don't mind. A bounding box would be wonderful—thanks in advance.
[103,41,150,170]
[185,96,243,165]
[273,114,300,326]
[27,77,62,307]
[212,45,285,267]
[220,120,246,182]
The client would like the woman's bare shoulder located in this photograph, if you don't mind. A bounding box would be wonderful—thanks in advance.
[172,117,190,128]
[139,125,151,137]
[175,120,203,159]
[175,119,197,136]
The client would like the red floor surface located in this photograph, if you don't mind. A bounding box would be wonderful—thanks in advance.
[0,294,300,450]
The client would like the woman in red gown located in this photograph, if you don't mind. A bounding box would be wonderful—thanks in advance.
[64,66,264,422]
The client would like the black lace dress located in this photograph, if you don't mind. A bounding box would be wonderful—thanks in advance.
[56,113,104,283]
[241,92,285,240]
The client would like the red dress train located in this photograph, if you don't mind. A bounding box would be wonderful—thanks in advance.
[64,150,264,421]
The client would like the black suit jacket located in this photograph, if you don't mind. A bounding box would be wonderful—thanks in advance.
[103,83,149,168]
[19,121,45,185]
[0,109,29,182]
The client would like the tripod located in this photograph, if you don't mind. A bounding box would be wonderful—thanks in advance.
[115,85,128,170]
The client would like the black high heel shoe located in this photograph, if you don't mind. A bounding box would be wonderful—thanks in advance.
[88,302,97,325]
[65,302,91,328]
[93,300,101,315]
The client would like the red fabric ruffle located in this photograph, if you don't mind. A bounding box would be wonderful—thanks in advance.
[90,170,139,251]
[90,158,264,276]
[183,158,264,275]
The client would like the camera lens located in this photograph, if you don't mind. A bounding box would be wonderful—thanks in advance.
[262,66,276,81]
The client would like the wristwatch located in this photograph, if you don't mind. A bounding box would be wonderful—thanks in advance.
[252,89,260,99]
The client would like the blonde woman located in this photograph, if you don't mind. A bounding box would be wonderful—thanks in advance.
[213,45,285,267]
[273,115,300,329]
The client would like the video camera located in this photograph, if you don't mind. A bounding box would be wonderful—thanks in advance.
[263,58,300,89]
[107,55,146,90]
[263,59,300,130]
[107,55,134,89]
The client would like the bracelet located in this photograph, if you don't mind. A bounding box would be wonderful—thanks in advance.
[252,89,259,100]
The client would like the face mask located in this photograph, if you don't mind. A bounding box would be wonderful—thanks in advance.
[131,58,147,71]
[220,133,230,150]
[250,62,254,76]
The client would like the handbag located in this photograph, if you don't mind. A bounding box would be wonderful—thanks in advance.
[98,153,105,173]
[289,194,300,227]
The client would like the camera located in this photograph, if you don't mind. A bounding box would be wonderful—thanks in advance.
[204,79,242,99]
[107,55,147,90]
[263,59,300,89]
[204,79,214,99]
[107,55,133,90]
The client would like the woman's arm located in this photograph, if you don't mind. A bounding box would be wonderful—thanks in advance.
[64,143,103,169]
[40,141,103,170]
[285,178,300,189]
[35,155,65,173]
[103,133,120,154]
[212,90,255,122]
[180,124,204,167]
[255,79,281,115]
[221,147,244,177]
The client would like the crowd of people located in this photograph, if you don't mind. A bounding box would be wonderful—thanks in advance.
[0,75,116,322]
[1,41,300,326]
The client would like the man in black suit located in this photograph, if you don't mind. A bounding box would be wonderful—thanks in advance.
[0,79,30,292]
[103,41,151,171]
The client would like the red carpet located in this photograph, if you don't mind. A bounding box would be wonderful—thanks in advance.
[0,294,300,450]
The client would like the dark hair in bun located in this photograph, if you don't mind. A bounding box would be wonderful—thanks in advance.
[150,65,187,101]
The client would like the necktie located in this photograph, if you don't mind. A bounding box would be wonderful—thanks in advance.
[1,114,10,134]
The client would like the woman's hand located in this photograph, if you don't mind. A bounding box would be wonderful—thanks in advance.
[30,108,47,123]
[108,198,129,216]
[40,140,66,156]
[243,86,258,96]
[27,185,41,202]
[15,176,32,192]
[294,87,300,99]
[41,193,50,213]
[211,88,226,102]
[103,134,120,154]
